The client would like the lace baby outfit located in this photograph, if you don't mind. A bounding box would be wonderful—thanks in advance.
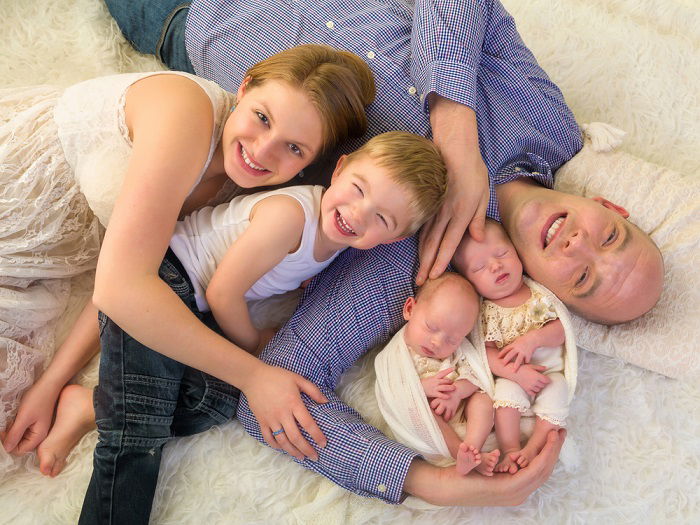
[482,281,570,426]
[0,72,235,440]
[170,185,341,312]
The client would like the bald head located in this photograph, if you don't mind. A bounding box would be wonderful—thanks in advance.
[496,179,664,324]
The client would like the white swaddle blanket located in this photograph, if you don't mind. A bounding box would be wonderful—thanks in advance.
[374,278,579,469]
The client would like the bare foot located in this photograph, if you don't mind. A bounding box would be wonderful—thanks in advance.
[515,442,541,468]
[455,443,482,476]
[475,448,500,476]
[495,449,521,474]
[36,384,95,477]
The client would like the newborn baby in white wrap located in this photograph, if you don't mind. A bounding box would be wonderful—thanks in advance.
[376,221,577,476]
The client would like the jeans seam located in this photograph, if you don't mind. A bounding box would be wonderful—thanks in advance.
[155,4,190,63]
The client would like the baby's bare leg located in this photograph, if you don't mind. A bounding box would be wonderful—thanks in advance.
[494,406,522,474]
[463,393,500,476]
[433,412,482,475]
[36,384,95,477]
[516,417,560,468]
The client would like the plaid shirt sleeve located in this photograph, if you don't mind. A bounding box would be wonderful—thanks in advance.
[236,239,422,503]
[410,0,489,112]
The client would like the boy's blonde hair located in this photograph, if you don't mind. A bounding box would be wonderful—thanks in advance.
[344,131,447,234]
[245,44,376,157]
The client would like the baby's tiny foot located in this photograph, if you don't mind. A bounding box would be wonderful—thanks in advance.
[495,450,520,474]
[515,444,539,468]
[36,384,95,477]
[455,443,482,476]
[475,449,500,476]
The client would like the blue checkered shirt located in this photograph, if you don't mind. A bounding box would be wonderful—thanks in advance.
[186,0,582,502]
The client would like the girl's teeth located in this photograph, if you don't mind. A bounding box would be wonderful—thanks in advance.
[241,146,265,171]
[545,217,565,246]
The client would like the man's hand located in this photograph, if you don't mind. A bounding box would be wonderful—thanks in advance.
[417,95,489,285]
[403,429,566,506]
[420,368,456,399]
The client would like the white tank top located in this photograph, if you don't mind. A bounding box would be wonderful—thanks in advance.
[54,71,237,226]
[169,185,341,311]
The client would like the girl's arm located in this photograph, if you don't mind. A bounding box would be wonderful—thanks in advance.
[498,319,565,369]
[486,343,550,397]
[3,301,100,454]
[206,195,305,353]
[92,75,326,460]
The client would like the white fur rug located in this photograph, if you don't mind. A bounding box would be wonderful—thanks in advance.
[1,0,698,523]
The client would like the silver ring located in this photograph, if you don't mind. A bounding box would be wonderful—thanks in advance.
[272,428,285,437]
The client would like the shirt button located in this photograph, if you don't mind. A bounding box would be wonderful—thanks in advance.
[377,484,387,493]
[326,20,335,29]
[514,167,522,172]
[532,171,540,175]
[366,51,376,59]
[419,94,425,103]
[407,86,417,96]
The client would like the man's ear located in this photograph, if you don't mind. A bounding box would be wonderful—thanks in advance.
[236,75,252,100]
[330,154,348,183]
[593,196,630,218]
[403,296,415,322]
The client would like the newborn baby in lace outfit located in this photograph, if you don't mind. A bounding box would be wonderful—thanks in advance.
[452,219,577,474]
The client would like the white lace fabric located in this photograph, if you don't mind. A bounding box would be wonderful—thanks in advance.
[481,286,559,348]
[0,72,235,434]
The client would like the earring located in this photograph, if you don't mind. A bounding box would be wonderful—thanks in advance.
[297,170,305,179]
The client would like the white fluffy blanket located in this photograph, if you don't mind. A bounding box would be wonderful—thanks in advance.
[1,0,698,523]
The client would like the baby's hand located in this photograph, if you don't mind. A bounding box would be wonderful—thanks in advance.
[420,368,456,399]
[513,364,551,397]
[498,333,537,371]
[430,392,461,421]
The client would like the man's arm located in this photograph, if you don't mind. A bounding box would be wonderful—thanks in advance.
[236,240,562,503]
[409,0,493,282]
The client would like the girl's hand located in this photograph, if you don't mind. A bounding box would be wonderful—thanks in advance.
[498,333,537,371]
[242,363,328,461]
[430,392,461,421]
[420,368,456,399]
[512,364,551,397]
[2,380,60,454]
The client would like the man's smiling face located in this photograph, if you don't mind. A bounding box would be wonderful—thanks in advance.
[501,189,664,324]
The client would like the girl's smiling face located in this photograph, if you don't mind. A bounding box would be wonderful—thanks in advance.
[220,78,324,188]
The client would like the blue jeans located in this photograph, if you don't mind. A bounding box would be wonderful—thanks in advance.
[79,250,239,524]
[103,0,194,73]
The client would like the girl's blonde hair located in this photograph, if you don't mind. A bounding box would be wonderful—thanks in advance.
[246,44,375,156]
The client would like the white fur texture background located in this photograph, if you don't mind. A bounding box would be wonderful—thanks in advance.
[0,0,699,523]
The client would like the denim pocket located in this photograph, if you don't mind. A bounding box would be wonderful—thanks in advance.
[97,310,108,335]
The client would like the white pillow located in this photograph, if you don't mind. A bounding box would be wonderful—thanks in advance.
[553,124,700,380]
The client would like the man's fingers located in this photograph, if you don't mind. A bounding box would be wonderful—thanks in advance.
[466,194,489,243]
[428,220,469,280]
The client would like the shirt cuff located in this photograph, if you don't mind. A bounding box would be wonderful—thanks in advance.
[416,60,479,113]
[353,435,421,503]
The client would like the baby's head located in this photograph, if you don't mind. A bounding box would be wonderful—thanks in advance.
[402,272,479,360]
[452,219,524,300]
[320,131,447,250]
